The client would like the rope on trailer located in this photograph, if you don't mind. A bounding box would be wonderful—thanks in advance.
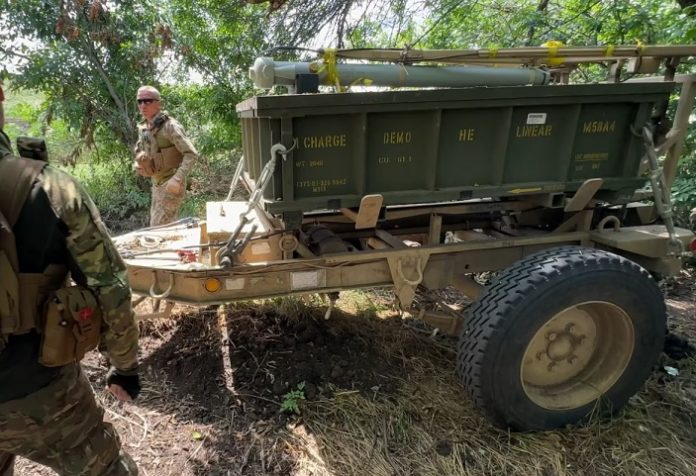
[397,256,424,286]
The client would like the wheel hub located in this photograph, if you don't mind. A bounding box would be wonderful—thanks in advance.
[542,324,585,366]
[521,302,635,410]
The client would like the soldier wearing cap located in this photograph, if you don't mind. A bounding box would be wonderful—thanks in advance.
[133,85,199,227]
[0,82,140,475]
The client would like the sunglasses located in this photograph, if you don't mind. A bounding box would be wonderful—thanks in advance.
[137,99,158,105]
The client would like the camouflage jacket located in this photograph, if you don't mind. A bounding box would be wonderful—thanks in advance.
[134,111,198,185]
[0,130,138,402]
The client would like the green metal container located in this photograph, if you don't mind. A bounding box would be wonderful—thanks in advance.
[236,83,673,214]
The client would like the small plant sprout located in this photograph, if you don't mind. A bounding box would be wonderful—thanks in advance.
[281,381,306,414]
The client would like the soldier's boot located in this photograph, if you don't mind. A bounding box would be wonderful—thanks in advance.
[103,450,139,475]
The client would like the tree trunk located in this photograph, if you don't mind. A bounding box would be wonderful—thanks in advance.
[526,0,549,46]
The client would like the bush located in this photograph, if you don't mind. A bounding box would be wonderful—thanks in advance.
[69,155,151,232]
[671,137,696,228]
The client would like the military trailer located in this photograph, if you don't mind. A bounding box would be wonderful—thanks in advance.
[115,45,696,431]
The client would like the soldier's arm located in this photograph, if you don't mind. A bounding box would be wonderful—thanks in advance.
[166,119,198,180]
[42,166,139,371]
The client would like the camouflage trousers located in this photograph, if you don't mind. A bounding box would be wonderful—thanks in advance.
[150,180,185,227]
[0,364,138,476]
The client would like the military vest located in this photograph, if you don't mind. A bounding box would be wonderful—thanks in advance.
[0,156,62,345]
[0,155,101,365]
[136,113,183,180]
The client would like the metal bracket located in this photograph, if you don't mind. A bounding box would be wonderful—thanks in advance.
[564,178,603,212]
[340,194,383,230]
[386,252,430,310]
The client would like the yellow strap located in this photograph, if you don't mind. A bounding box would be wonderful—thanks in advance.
[636,39,645,55]
[317,48,342,91]
[487,45,499,58]
[604,45,615,57]
[541,40,565,66]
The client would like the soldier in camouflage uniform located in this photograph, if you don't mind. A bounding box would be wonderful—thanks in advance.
[133,85,198,227]
[0,85,140,475]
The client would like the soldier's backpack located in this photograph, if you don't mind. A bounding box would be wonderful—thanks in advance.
[0,156,46,350]
[0,156,102,364]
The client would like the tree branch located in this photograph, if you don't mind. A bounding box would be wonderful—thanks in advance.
[0,45,31,61]
[79,35,136,145]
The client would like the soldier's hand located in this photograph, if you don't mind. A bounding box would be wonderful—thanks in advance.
[165,175,184,194]
[106,367,141,401]
[134,161,148,177]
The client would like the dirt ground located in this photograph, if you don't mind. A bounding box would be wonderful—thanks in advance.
[16,269,696,476]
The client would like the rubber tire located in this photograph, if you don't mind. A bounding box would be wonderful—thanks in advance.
[457,246,666,431]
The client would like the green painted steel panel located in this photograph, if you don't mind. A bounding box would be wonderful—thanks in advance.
[237,83,674,213]
[292,115,359,198]
[365,111,439,192]
[504,105,578,183]
[436,108,508,187]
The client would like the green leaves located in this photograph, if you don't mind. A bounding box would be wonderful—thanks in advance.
[0,0,170,149]
[281,382,306,414]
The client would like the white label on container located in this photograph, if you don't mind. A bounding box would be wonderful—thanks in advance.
[291,270,325,290]
[526,113,547,125]
[225,278,245,290]
[251,242,271,255]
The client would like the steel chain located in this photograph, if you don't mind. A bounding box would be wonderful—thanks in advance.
[217,141,297,267]
[640,125,685,257]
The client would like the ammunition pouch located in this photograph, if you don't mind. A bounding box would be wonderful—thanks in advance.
[135,152,155,177]
[39,286,102,367]
[1,264,67,337]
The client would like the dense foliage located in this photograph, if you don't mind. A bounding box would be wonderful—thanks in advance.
[1,0,696,228]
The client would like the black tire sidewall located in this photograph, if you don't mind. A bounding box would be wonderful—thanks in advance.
[479,265,665,430]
